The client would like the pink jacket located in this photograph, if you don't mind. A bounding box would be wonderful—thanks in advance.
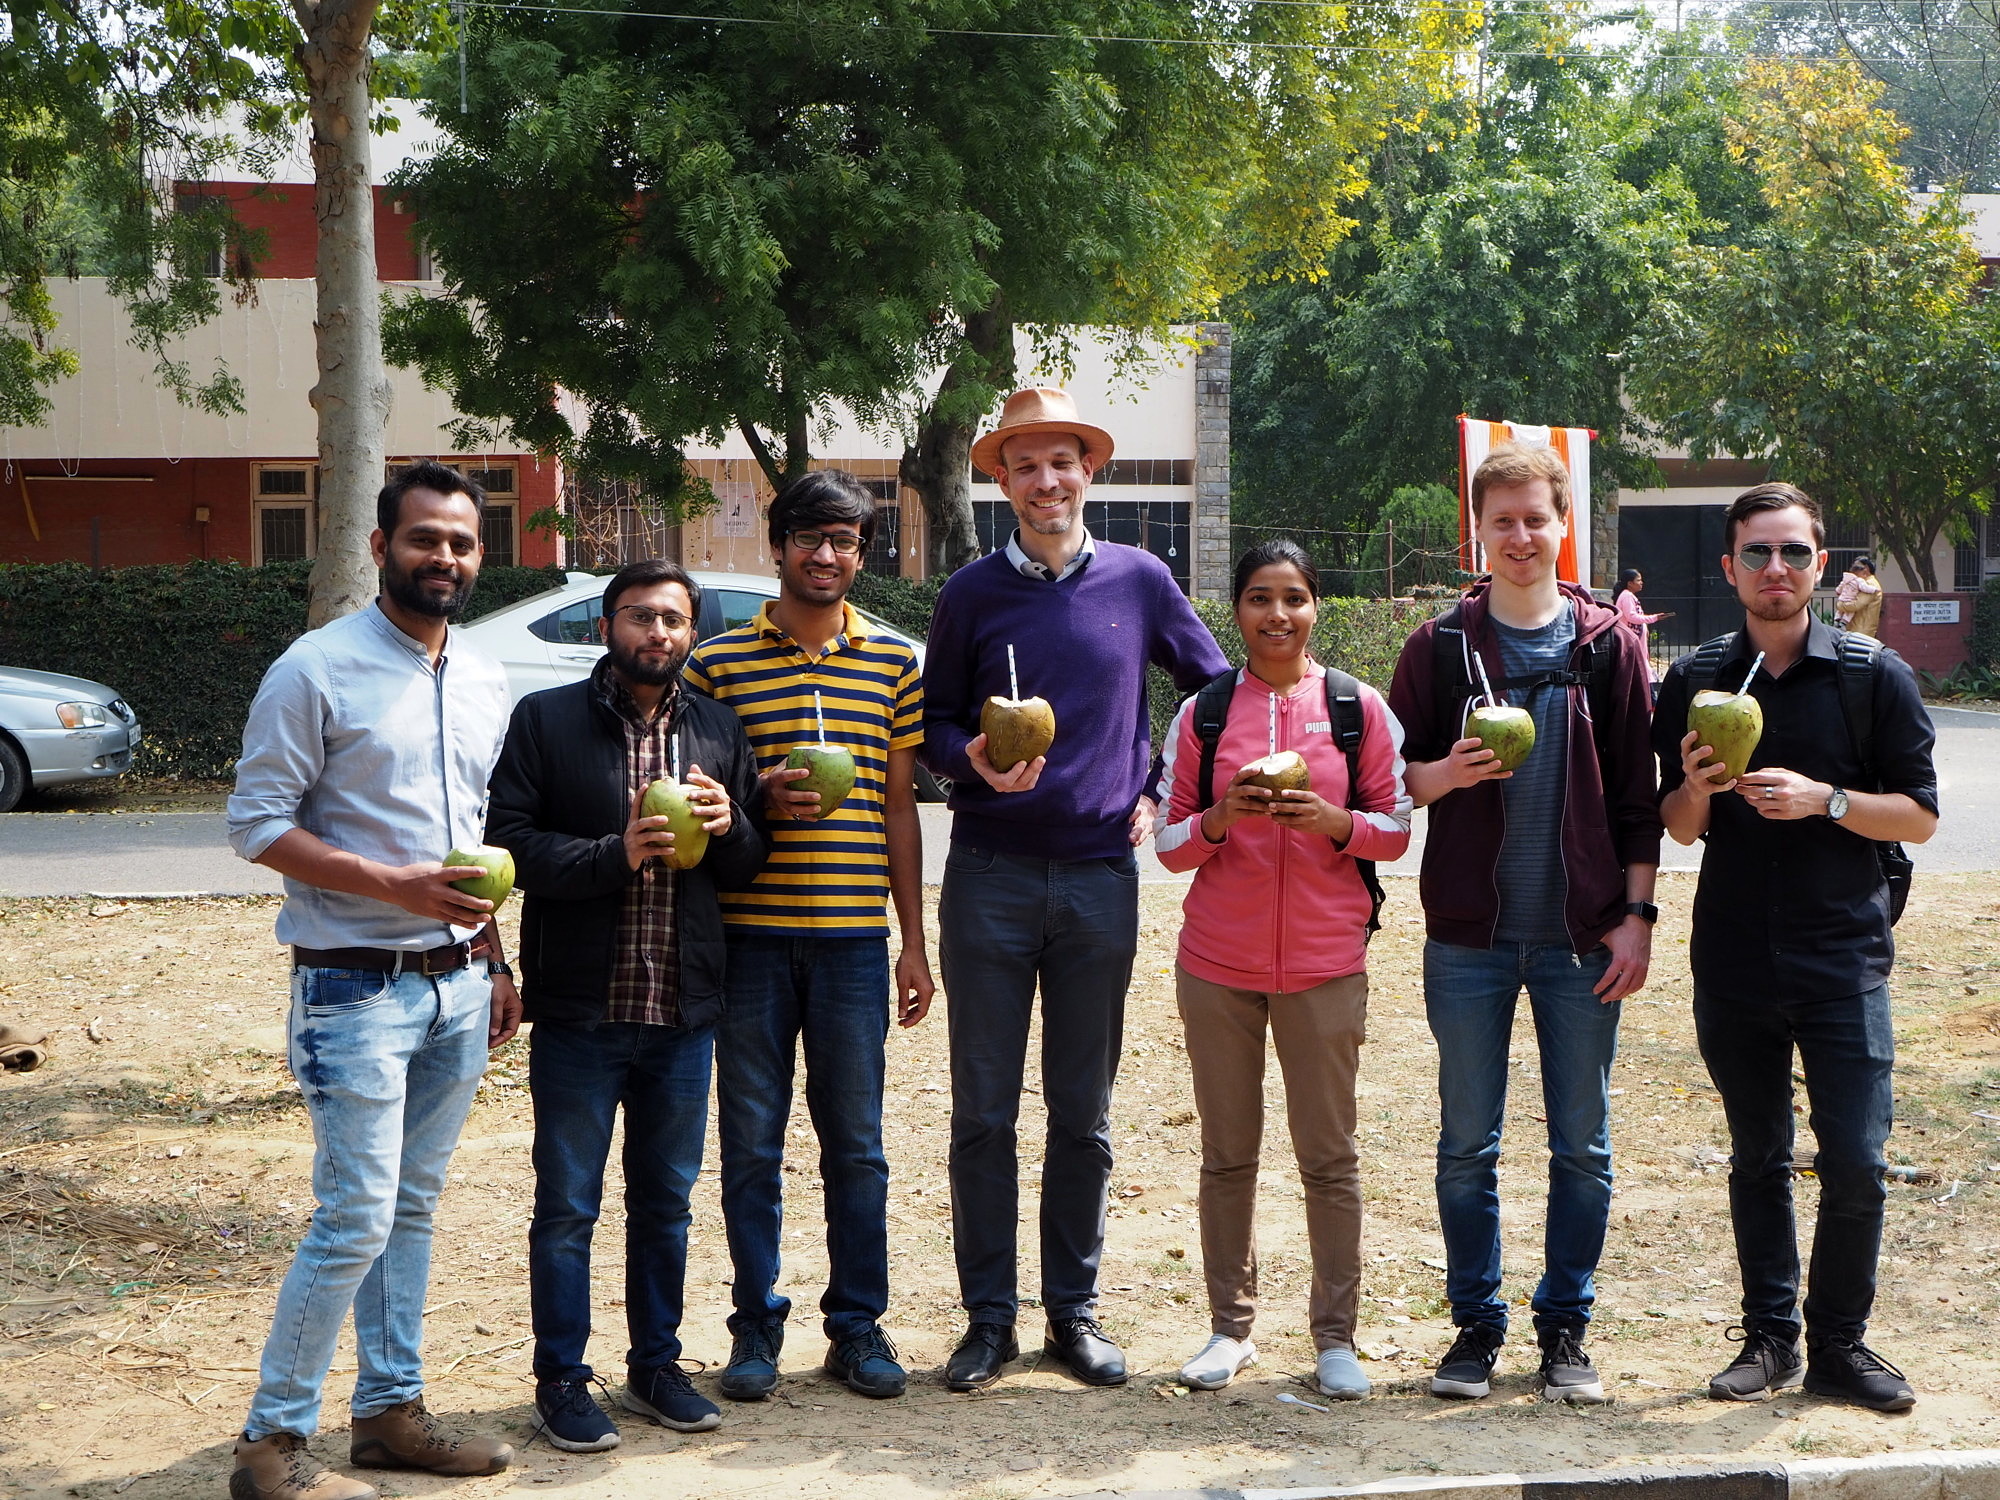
[1157,663,1412,992]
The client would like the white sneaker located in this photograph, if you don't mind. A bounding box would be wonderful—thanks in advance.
[1316,1346,1371,1400]
[1179,1334,1257,1390]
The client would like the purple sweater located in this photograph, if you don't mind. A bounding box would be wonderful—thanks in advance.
[921,543,1228,861]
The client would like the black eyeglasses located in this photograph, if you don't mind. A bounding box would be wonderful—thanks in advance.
[1735,542,1818,572]
[611,606,693,632]
[788,529,863,555]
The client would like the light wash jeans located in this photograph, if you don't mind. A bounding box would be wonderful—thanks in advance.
[244,963,489,1439]
[1424,939,1620,1335]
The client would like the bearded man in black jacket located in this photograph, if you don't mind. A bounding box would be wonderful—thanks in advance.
[487,559,766,1453]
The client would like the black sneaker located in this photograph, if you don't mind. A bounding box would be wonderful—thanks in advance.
[825,1325,907,1399]
[1430,1324,1504,1399]
[1536,1324,1607,1404]
[621,1362,721,1432]
[1804,1335,1916,1412]
[718,1323,783,1402]
[530,1378,620,1453]
[1708,1325,1804,1402]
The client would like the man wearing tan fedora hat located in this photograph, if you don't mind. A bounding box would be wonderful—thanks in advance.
[922,386,1227,1391]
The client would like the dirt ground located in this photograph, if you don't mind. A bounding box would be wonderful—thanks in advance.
[3,873,1999,1500]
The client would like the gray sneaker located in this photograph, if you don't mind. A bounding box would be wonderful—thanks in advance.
[1431,1324,1504,1399]
[1708,1325,1803,1402]
[1535,1324,1607,1404]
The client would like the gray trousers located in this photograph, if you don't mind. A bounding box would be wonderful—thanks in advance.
[938,843,1140,1325]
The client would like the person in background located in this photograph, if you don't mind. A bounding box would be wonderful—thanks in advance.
[1834,556,1883,638]
[225,462,518,1500]
[685,469,933,1404]
[1155,539,1412,1399]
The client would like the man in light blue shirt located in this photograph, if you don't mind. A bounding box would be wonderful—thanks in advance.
[225,463,517,1500]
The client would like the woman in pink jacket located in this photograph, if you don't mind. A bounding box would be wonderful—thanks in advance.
[1156,539,1412,1399]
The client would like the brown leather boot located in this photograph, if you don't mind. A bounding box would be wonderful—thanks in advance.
[230,1432,377,1500]
[348,1398,513,1476]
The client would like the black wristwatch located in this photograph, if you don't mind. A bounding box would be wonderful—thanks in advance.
[487,958,514,979]
[1624,902,1659,925]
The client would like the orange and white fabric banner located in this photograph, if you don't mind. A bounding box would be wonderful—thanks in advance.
[1458,417,1593,585]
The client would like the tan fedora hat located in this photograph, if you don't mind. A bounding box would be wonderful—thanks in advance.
[970,387,1116,479]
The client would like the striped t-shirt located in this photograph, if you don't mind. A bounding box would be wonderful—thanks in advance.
[684,601,923,934]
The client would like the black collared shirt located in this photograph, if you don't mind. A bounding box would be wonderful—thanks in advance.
[1654,618,1937,1004]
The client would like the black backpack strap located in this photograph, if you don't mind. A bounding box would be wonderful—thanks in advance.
[1833,629,1882,782]
[1323,666,1387,936]
[1686,632,1739,696]
[1430,603,1470,745]
[1192,668,1239,810]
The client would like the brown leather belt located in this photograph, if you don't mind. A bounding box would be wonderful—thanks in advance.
[291,941,472,977]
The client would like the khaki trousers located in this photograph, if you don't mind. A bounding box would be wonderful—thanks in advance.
[1175,967,1367,1351]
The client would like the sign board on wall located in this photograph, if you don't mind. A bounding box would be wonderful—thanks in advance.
[1910,600,1961,625]
[713,480,758,539]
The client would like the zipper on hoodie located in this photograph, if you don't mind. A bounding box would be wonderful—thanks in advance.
[1272,685,1291,993]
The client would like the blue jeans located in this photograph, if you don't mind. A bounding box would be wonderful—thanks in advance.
[527,1019,713,1382]
[718,934,891,1343]
[1424,939,1621,1334]
[1692,983,1894,1344]
[938,845,1139,1325]
[245,964,489,1439]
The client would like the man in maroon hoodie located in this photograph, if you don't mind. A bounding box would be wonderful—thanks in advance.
[1388,443,1661,1405]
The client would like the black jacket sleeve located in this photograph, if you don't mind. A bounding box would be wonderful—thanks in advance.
[487,693,631,900]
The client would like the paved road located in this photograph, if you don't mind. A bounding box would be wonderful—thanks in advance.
[4,708,1998,897]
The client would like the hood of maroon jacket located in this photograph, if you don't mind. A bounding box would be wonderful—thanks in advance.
[1386,579,1663,953]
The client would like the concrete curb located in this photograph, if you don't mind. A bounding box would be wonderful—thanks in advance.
[1068,1450,2000,1500]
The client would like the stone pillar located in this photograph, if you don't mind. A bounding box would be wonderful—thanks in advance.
[1193,321,1232,601]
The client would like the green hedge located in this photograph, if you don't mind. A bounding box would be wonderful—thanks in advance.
[1970,577,2000,672]
[0,562,567,779]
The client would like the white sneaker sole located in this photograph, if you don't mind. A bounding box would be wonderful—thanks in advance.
[619,1388,721,1432]
[529,1410,621,1452]
[1431,1372,1492,1399]
[1179,1351,1256,1390]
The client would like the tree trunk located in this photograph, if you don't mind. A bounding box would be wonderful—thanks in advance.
[902,304,1014,576]
[297,0,394,630]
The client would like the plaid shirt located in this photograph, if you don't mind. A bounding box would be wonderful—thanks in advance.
[596,660,682,1028]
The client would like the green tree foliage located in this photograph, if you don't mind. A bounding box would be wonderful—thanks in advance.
[1737,0,2000,190]
[1229,11,1757,569]
[385,2,1461,556]
[1354,483,1467,594]
[1630,59,1999,591]
[0,1,277,426]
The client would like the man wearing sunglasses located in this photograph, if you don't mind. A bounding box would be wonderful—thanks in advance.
[684,470,933,1403]
[487,559,767,1451]
[1656,482,1937,1411]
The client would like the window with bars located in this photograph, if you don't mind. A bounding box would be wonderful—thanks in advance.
[480,505,517,567]
[1819,514,1872,590]
[971,497,1192,593]
[257,505,311,563]
[860,479,901,575]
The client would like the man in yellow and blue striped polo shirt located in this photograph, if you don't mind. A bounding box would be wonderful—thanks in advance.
[683,469,932,1404]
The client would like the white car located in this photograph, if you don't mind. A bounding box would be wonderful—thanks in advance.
[458,571,927,702]
[457,572,946,798]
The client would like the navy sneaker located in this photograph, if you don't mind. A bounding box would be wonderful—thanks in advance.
[825,1325,907,1399]
[718,1323,783,1402]
[530,1378,619,1453]
[621,1362,721,1432]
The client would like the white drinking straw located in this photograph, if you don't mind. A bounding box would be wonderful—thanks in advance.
[1008,643,1019,702]
[814,688,826,743]
[1741,652,1765,694]
[671,734,681,784]
[1268,691,1278,757]
[1472,650,1500,709]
